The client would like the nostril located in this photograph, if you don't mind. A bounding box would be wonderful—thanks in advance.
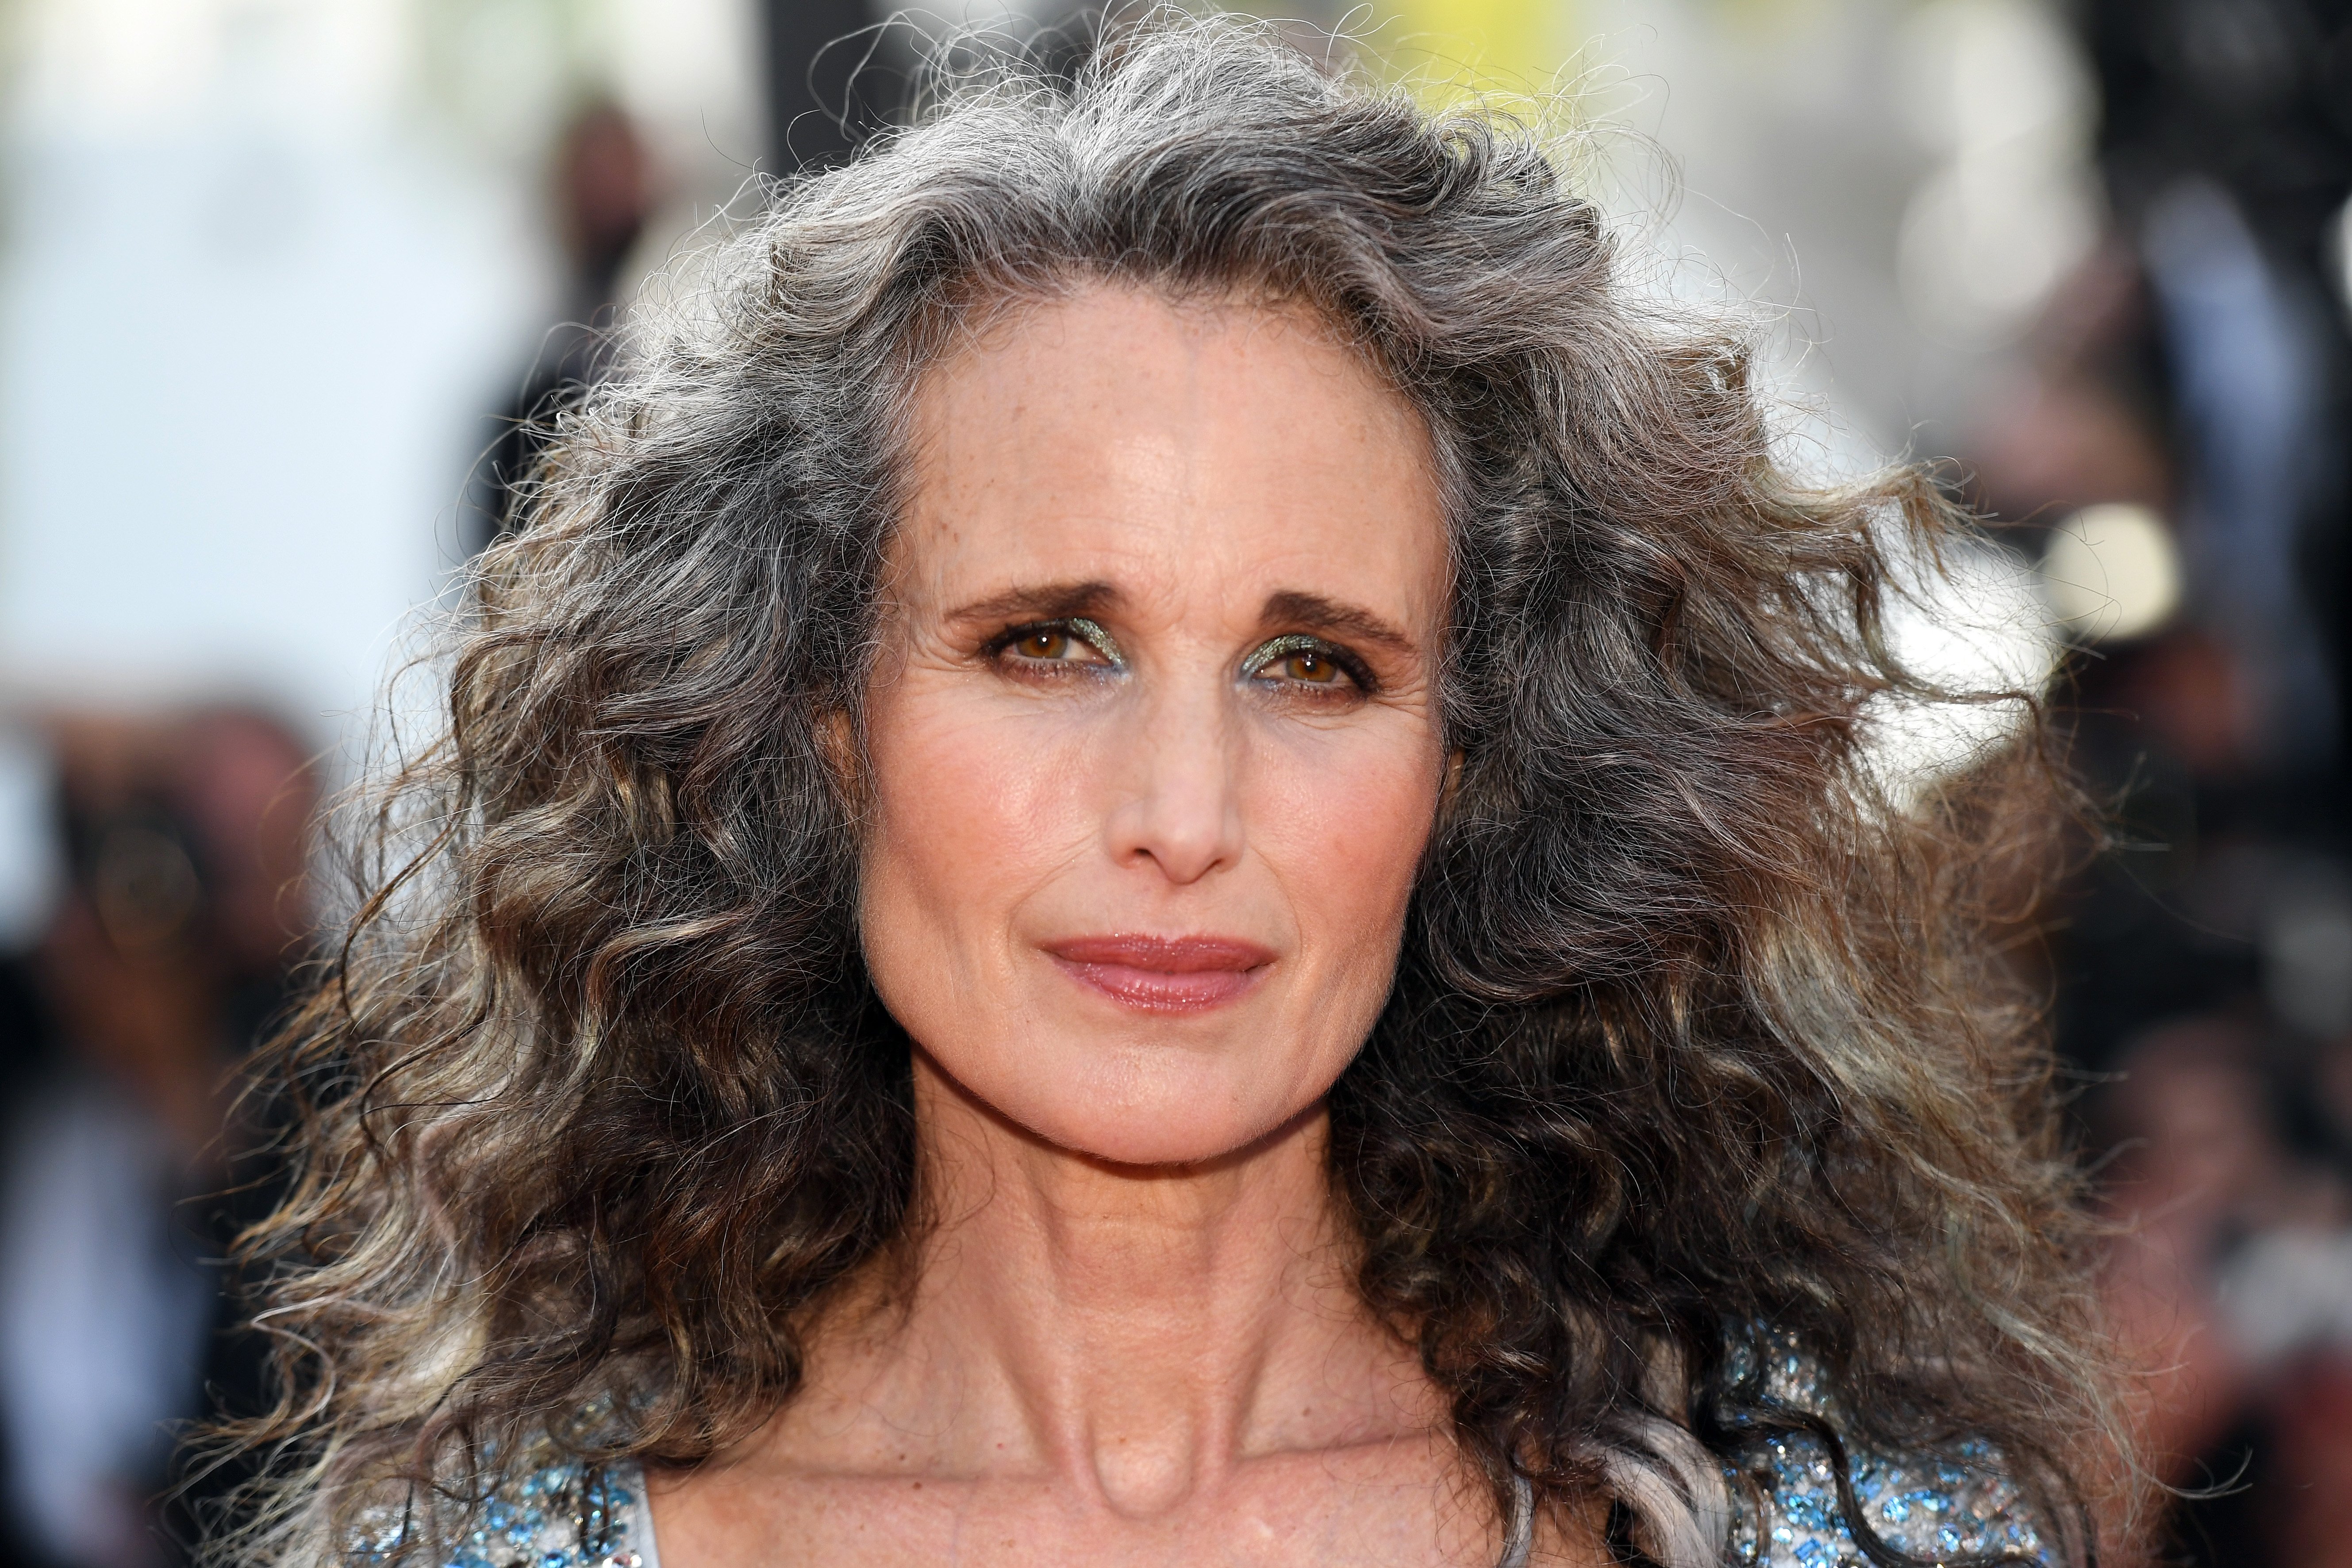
[1107,798,1244,885]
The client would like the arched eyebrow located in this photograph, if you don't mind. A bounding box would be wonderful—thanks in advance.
[944,580,1121,626]
[1260,590,1418,657]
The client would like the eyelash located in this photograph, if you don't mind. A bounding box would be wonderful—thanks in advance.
[987,621,1375,696]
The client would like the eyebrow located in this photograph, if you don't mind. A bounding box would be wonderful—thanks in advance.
[1259,590,1419,657]
[940,580,1418,657]
[942,580,1122,626]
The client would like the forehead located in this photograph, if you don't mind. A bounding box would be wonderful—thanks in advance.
[892,285,1447,626]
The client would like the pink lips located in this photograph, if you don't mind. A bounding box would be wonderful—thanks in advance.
[1044,934,1275,1014]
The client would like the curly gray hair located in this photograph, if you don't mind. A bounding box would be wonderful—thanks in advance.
[212,13,2119,1565]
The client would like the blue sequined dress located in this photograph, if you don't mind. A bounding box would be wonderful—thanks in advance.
[368,1461,655,1568]
[1717,1338,2051,1568]
[429,1345,2049,1568]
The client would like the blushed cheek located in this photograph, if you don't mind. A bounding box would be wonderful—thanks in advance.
[1274,741,1442,1021]
[857,691,1086,1023]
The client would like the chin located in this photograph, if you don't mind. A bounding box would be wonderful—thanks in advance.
[979,1051,1316,1168]
[1033,1107,1271,1168]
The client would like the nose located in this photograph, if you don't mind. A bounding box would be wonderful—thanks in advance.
[1103,680,1245,886]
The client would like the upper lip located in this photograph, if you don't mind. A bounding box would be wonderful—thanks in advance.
[1043,934,1276,971]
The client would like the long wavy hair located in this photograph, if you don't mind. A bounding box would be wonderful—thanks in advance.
[214,14,2121,1565]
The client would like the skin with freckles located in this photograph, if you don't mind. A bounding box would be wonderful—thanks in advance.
[648,288,1603,1565]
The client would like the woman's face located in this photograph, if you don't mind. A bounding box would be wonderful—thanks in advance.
[858,286,1449,1166]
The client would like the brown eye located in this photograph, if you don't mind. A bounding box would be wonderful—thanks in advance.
[996,619,1118,672]
[1245,636,1366,695]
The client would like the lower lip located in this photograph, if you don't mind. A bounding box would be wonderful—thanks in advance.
[1049,957,1266,1014]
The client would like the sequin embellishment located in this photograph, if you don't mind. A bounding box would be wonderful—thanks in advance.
[357,1459,646,1568]
[1723,1339,2051,1568]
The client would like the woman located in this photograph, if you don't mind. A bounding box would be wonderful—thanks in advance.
[221,17,2121,1567]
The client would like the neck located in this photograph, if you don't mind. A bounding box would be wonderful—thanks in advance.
[781,1048,1435,1517]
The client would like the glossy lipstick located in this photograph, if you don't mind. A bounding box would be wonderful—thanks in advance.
[1044,934,1274,1014]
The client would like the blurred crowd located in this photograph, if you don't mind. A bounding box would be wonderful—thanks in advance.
[1968,2,2352,1560]
[0,710,312,1566]
[0,0,2345,1564]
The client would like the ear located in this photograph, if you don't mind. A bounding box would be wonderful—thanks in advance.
[817,708,862,808]
[1441,747,1465,810]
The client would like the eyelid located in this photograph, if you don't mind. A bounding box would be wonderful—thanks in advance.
[1062,616,1123,664]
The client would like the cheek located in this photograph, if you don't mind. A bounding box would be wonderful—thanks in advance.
[1257,726,1443,1000]
[855,685,1091,1005]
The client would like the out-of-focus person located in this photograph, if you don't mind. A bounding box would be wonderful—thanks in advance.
[470,98,660,554]
[0,709,314,1568]
[2082,0,2352,775]
[2096,1017,2352,1566]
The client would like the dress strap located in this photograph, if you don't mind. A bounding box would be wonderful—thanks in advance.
[610,1459,661,1568]
[1497,1471,1534,1568]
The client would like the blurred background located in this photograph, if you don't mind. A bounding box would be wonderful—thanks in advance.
[0,0,2343,1562]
